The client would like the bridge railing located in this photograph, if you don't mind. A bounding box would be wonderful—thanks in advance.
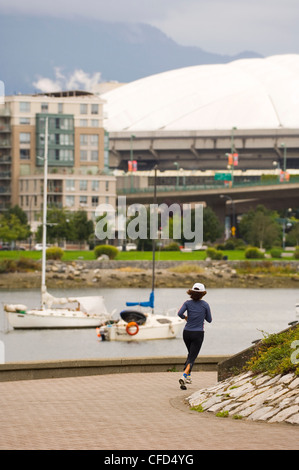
[118,176,299,194]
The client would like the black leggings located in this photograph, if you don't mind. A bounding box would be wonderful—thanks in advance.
[183,330,204,373]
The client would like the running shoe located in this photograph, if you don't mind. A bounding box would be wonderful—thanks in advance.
[179,374,187,390]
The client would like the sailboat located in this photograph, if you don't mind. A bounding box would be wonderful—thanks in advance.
[4,117,113,329]
[97,167,184,342]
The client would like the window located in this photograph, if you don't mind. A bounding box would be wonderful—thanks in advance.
[58,103,63,113]
[91,104,99,114]
[20,117,30,125]
[80,150,88,161]
[80,103,88,114]
[41,103,48,112]
[80,134,88,146]
[60,149,74,162]
[59,134,74,145]
[53,117,73,130]
[80,180,87,191]
[19,102,30,112]
[19,132,31,144]
[92,180,99,191]
[91,119,99,127]
[91,150,98,161]
[80,119,88,127]
[20,149,30,160]
[105,181,109,191]
[65,195,75,207]
[66,179,75,191]
[90,134,99,147]
[92,196,98,206]
[79,195,87,206]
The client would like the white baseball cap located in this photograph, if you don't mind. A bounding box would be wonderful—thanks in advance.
[191,282,206,292]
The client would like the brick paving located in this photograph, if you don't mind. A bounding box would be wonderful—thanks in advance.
[0,371,298,450]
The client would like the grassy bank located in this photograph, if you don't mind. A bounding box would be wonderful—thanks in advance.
[0,249,297,262]
[244,325,299,377]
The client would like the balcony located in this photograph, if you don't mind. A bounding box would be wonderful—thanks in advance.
[0,186,11,194]
[0,109,11,117]
[0,170,11,178]
[0,139,11,148]
[0,157,11,164]
[0,125,11,133]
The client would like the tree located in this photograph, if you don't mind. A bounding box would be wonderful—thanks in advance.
[71,210,94,244]
[36,207,71,243]
[286,221,299,246]
[202,207,223,243]
[0,213,30,243]
[239,205,281,249]
[36,208,94,245]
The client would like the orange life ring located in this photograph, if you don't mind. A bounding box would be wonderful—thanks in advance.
[126,321,139,336]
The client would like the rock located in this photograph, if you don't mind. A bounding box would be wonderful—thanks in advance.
[187,371,299,425]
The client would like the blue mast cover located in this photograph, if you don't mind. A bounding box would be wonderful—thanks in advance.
[126,291,154,308]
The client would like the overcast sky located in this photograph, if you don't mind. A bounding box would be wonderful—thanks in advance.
[1,0,299,56]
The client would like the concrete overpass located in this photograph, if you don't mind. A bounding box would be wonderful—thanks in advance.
[119,180,299,223]
[109,128,299,172]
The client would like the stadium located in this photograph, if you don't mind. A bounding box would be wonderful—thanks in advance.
[102,54,299,187]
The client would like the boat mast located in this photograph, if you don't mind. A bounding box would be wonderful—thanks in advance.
[41,117,48,308]
[151,165,157,313]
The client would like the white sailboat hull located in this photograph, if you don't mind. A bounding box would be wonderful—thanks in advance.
[103,315,184,341]
[6,309,106,329]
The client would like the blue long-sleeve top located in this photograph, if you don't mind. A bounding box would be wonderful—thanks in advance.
[177,299,212,331]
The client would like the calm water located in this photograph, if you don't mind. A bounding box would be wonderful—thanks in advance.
[0,288,298,362]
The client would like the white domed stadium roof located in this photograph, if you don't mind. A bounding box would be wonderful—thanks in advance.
[102,55,299,132]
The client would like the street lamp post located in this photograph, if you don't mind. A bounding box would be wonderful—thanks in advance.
[220,194,236,238]
[230,127,237,187]
[281,143,287,175]
[130,134,135,191]
[174,161,179,188]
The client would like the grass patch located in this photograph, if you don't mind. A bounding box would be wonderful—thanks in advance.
[0,257,41,273]
[244,325,299,377]
[168,263,204,274]
[216,410,229,418]
[190,404,204,413]
[237,260,297,276]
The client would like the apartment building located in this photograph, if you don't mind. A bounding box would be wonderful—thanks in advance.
[0,91,116,229]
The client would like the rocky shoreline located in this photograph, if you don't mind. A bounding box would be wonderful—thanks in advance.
[0,260,299,289]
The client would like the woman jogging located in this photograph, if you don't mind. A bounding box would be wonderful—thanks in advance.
[177,282,212,390]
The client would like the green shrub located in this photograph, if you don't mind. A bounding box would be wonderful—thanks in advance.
[270,248,282,259]
[162,242,180,251]
[16,257,41,271]
[0,259,17,273]
[294,247,299,260]
[234,239,246,250]
[224,240,235,250]
[206,247,223,260]
[46,247,64,260]
[244,247,264,259]
[94,244,119,260]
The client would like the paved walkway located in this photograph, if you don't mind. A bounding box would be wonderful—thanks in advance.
[0,371,298,450]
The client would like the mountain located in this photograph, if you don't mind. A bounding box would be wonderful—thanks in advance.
[0,14,263,95]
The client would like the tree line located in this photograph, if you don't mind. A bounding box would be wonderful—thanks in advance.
[0,204,298,250]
